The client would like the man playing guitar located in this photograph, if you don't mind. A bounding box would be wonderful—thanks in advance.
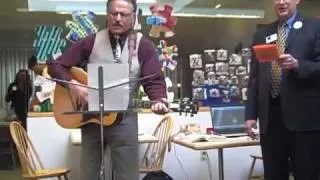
[47,0,169,179]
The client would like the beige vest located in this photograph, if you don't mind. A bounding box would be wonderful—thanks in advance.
[89,29,143,98]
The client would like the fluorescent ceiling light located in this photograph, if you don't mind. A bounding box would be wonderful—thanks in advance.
[56,11,262,18]
[173,13,261,18]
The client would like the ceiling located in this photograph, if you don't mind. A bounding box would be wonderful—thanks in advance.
[10,0,264,18]
[186,0,263,9]
[0,0,319,31]
[0,0,265,31]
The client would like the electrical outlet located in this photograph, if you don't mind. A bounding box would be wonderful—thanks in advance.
[200,151,207,161]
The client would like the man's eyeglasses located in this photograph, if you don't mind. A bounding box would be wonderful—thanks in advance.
[109,11,133,18]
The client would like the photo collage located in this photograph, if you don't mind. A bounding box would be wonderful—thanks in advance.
[190,48,252,106]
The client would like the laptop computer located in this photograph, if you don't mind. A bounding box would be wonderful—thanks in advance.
[210,106,247,137]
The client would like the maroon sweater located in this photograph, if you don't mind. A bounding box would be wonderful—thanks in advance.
[47,31,167,101]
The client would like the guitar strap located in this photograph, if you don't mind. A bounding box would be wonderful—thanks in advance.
[128,31,137,74]
[113,31,137,122]
[127,31,139,100]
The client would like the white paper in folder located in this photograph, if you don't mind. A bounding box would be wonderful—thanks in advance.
[87,63,130,111]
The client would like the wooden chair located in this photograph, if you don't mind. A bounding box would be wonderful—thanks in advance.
[248,154,264,180]
[0,122,17,170]
[9,121,70,179]
[140,115,174,173]
[248,154,295,180]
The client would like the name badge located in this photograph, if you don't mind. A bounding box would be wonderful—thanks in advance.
[266,33,277,44]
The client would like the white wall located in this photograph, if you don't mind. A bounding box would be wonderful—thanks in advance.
[27,111,264,180]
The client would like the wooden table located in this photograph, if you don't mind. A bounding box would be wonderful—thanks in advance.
[172,136,260,180]
[70,130,158,145]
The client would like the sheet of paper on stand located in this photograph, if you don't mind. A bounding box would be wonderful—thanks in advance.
[102,78,131,90]
[87,63,130,111]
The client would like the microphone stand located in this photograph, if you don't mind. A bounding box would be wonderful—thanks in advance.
[45,68,156,180]
[98,66,105,180]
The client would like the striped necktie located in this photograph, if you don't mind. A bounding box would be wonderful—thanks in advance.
[114,36,121,62]
[270,22,286,98]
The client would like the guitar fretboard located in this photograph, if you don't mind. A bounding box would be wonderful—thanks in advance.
[129,99,155,109]
[129,98,199,116]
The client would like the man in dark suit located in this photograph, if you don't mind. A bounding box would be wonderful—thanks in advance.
[245,0,320,179]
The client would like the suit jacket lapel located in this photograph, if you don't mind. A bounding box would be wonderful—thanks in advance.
[286,12,303,51]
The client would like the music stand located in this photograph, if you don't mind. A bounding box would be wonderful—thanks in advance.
[46,65,156,180]
[91,64,129,180]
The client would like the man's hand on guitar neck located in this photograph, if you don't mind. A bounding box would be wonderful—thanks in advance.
[69,79,88,104]
[151,98,170,115]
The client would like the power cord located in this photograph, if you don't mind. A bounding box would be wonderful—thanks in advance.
[172,143,214,180]
[173,143,190,180]
[204,151,214,180]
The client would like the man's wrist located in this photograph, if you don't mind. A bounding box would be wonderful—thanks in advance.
[153,98,168,106]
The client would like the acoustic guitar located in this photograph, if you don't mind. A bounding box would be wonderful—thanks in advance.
[53,67,199,129]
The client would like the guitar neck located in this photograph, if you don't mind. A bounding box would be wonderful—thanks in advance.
[130,98,199,116]
[130,99,157,109]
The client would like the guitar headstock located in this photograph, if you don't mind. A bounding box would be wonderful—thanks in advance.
[170,97,199,117]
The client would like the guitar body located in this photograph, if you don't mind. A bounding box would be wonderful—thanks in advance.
[53,67,118,129]
[52,67,199,129]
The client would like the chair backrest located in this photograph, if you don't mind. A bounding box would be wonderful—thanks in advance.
[140,115,174,170]
[9,121,44,176]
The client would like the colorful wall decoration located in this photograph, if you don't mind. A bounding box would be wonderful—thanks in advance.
[157,40,178,71]
[65,10,99,43]
[33,25,66,63]
[146,3,177,38]
[141,3,179,102]
[32,10,100,112]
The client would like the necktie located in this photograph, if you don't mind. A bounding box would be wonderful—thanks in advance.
[114,36,121,62]
[270,22,286,98]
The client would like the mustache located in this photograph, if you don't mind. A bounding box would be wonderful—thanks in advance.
[113,23,123,27]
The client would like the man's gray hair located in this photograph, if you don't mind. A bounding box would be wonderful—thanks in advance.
[106,0,137,13]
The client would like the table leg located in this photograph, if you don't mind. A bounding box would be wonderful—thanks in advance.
[218,148,224,180]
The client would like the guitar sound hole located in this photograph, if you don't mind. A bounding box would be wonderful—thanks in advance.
[75,98,90,123]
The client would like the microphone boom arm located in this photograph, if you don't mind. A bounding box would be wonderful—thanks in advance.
[44,73,157,90]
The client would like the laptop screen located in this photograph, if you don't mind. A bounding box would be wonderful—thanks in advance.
[210,106,245,134]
